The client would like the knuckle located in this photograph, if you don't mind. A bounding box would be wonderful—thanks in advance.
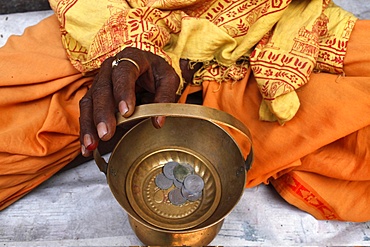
[167,73,181,84]
[92,82,112,97]
[79,94,91,109]
[102,56,114,66]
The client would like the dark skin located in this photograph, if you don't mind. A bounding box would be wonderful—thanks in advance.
[79,47,201,157]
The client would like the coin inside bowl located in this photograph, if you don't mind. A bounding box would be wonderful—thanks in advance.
[126,148,221,230]
[96,103,252,245]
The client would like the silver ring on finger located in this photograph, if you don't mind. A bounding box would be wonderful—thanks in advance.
[111,57,140,72]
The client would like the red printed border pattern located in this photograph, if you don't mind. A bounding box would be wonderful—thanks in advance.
[275,173,341,220]
[251,49,314,100]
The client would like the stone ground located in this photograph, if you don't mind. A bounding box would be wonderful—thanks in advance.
[0,0,50,14]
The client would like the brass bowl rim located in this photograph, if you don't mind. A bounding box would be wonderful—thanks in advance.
[94,103,253,236]
[125,146,222,230]
[105,117,246,234]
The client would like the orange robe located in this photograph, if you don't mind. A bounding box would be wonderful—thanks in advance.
[0,2,369,222]
[0,17,91,209]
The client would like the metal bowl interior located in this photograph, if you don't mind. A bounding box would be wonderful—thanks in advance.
[106,116,246,244]
[126,147,221,230]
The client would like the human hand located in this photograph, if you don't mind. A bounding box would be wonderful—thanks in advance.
[79,47,180,157]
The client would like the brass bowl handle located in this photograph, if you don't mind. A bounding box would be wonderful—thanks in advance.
[94,103,253,173]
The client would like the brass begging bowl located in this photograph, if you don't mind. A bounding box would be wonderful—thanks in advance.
[94,103,253,246]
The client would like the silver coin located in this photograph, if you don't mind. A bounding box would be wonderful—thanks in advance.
[173,178,183,188]
[168,188,187,205]
[183,174,204,193]
[155,173,173,190]
[163,161,179,180]
[181,186,203,202]
[173,164,191,182]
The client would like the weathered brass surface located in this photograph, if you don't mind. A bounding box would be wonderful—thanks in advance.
[94,103,253,246]
[126,148,221,230]
[128,216,224,246]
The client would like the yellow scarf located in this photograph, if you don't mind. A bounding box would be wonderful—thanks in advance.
[49,0,356,123]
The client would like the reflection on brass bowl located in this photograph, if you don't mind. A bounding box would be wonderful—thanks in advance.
[126,148,222,230]
[94,103,253,246]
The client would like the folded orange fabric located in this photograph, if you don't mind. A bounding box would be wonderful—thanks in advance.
[0,16,93,210]
[197,21,370,222]
[270,21,370,222]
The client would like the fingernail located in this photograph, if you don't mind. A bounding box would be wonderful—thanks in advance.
[81,145,87,156]
[84,134,93,149]
[156,116,166,128]
[119,101,129,116]
[97,122,108,139]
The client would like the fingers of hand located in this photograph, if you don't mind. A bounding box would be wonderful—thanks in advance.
[152,56,180,104]
[79,58,117,157]
[151,56,180,129]
[151,116,166,129]
[113,47,180,108]
[111,48,145,117]
[112,62,139,117]
[92,58,117,141]
[79,90,98,157]
[80,47,181,156]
